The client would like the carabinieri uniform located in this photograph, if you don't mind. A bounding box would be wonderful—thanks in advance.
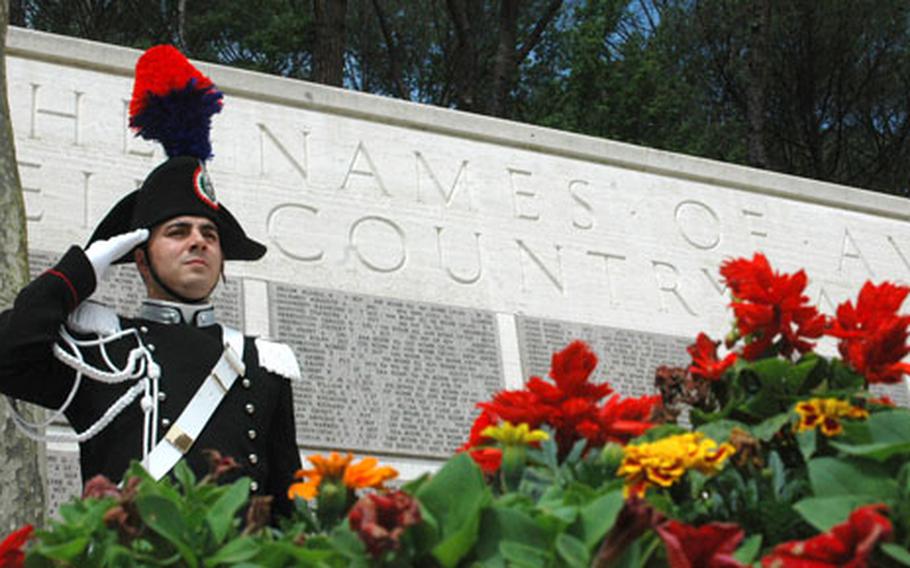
[0,246,301,519]
[0,44,304,521]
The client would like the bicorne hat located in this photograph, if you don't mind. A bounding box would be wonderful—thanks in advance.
[87,45,265,264]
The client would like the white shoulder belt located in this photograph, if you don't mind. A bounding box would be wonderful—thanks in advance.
[146,326,245,480]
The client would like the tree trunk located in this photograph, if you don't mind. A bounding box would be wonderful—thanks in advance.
[745,0,771,169]
[176,0,188,51]
[7,0,22,27]
[489,0,562,118]
[313,0,347,87]
[0,0,47,531]
[446,0,479,111]
[489,0,519,117]
[371,0,407,100]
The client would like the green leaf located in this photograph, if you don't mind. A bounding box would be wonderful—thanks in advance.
[203,537,260,567]
[831,440,910,462]
[474,506,548,563]
[32,537,90,561]
[575,490,623,551]
[797,429,817,461]
[736,359,791,418]
[793,495,880,532]
[833,410,910,461]
[808,457,897,500]
[752,413,792,441]
[416,453,490,568]
[205,477,250,542]
[259,541,341,566]
[785,354,824,393]
[744,358,792,382]
[174,459,197,494]
[733,534,762,564]
[136,494,199,568]
[401,472,431,494]
[696,419,749,443]
[768,451,786,499]
[556,533,589,567]
[882,543,910,566]
[499,541,551,567]
[631,424,688,443]
[544,505,579,526]
[829,359,865,390]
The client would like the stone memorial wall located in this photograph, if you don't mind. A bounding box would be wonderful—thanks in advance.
[5,28,910,519]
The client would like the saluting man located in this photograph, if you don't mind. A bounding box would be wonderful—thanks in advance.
[0,46,301,519]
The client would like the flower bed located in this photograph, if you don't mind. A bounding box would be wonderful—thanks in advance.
[7,253,910,567]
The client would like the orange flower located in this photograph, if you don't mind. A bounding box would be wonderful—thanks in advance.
[288,452,398,500]
[344,457,398,489]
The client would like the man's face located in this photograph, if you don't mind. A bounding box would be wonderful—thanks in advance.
[138,215,223,302]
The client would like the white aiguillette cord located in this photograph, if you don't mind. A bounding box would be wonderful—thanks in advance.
[8,325,161,466]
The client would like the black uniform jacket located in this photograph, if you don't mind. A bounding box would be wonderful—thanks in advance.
[0,246,301,518]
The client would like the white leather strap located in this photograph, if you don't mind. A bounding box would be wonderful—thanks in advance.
[146,326,245,480]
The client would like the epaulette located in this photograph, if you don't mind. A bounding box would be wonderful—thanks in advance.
[254,338,301,381]
[67,300,121,336]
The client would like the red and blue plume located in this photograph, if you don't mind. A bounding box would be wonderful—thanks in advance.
[128,45,223,160]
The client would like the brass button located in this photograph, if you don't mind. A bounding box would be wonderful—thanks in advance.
[245,403,255,415]
[250,481,259,492]
[249,453,258,465]
[158,391,166,402]
[161,418,171,428]
[248,429,257,440]
[242,378,251,389]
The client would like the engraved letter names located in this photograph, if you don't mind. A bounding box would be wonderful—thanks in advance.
[269,283,504,457]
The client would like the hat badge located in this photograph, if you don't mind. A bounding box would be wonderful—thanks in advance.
[193,164,219,210]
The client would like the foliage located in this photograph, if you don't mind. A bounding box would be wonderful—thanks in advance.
[9,252,910,566]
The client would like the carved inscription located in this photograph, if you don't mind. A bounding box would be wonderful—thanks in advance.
[675,200,721,250]
[258,123,309,181]
[269,284,504,457]
[516,316,691,397]
[18,160,43,222]
[415,152,472,210]
[30,83,83,144]
[46,449,82,519]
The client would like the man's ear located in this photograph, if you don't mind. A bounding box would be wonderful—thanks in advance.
[134,248,149,282]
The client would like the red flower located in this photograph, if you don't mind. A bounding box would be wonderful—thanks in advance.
[478,341,613,457]
[576,393,662,446]
[348,490,421,558]
[868,395,896,407]
[655,520,746,568]
[202,449,240,481]
[688,333,738,381]
[458,410,502,473]
[83,474,121,500]
[827,282,910,384]
[720,254,825,360]
[594,498,664,566]
[0,525,33,568]
[761,504,892,568]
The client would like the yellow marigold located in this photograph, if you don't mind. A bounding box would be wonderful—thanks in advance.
[481,421,550,446]
[288,452,398,500]
[618,433,735,498]
[795,398,869,437]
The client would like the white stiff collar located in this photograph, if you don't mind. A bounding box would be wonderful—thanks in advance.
[139,299,217,327]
